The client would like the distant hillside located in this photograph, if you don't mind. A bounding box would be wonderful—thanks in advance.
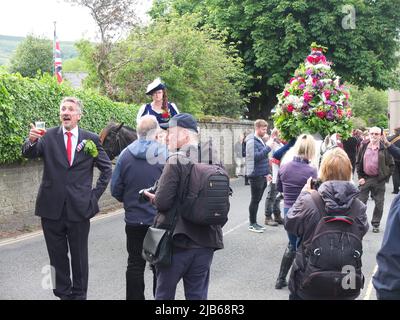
[0,34,78,66]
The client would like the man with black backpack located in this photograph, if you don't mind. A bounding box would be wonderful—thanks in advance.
[144,113,229,300]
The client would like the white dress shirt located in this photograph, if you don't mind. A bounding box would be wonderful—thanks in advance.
[62,126,79,165]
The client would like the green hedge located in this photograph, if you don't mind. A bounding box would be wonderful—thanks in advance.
[0,71,139,164]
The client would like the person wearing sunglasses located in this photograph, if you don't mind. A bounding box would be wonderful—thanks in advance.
[356,127,394,233]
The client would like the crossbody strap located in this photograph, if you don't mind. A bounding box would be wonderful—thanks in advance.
[390,135,400,145]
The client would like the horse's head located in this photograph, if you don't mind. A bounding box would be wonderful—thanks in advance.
[100,122,138,160]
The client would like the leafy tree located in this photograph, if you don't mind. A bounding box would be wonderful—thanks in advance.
[155,0,400,119]
[64,0,141,98]
[350,85,388,128]
[78,14,248,117]
[9,35,53,78]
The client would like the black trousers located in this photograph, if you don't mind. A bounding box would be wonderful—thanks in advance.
[392,161,400,193]
[41,210,90,300]
[125,224,156,300]
[249,176,268,224]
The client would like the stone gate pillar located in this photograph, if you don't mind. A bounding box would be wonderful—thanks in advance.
[389,89,400,132]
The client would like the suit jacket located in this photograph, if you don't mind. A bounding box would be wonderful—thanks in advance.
[22,126,112,221]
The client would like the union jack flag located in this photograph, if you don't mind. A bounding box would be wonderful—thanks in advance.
[54,25,63,83]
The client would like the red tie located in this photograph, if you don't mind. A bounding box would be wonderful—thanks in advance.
[66,132,72,166]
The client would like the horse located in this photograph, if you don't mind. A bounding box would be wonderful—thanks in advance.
[99,122,138,161]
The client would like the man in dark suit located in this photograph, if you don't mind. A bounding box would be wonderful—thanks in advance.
[22,97,112,300]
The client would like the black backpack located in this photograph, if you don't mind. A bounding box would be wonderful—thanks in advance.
[299,192,365,299]
[180,162,231,226]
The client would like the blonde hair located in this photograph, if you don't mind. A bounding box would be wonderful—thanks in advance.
[293,134,316,161]
[319,147,352,182]
[254,119,268,129]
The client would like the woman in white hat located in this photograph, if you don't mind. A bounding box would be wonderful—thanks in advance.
[136,78,179,125]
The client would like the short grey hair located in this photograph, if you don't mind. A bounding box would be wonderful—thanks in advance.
[60,97,83,115]
[137,115,159,139]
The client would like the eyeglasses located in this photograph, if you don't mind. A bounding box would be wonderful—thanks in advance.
[369,133,381,136]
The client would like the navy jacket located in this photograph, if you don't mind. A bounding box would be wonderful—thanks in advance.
[22,126,112,222]
[245,133,271,177]
[373,194,400,299]
[111,139,167,226]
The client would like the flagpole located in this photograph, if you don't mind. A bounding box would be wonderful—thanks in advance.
[53,21,56,77]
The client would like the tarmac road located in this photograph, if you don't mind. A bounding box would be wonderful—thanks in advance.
[0,177,393,300]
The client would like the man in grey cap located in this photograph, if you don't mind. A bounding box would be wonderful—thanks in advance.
[145,113,224,300]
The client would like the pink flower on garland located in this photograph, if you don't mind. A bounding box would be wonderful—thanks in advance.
[284,90,290,97]
[323,90,331,100]
[287,104,294,113]
[303,92,313,102]
[316,110,326,119]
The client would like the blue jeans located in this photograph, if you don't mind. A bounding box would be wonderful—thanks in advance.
[283,207,300,251]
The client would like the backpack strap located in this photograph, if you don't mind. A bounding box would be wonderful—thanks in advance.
[310,191,327,216]
[389,134,400,145]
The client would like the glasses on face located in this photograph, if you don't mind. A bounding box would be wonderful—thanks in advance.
[370,133,380,136]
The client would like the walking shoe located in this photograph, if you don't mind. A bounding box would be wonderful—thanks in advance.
[372,227,380,233]
[248,224,264,233]
[273,214,284,225]
[265,216,278,226]
[255,223,266,230]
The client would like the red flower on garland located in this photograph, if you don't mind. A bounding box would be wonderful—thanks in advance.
[316,110,326,119]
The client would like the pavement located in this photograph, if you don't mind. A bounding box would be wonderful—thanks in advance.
[0,177,394,300]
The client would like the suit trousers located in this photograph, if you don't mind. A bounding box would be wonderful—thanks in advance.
[41,206,90,300]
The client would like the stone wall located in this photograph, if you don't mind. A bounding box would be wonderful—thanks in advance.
[0,121,254,236]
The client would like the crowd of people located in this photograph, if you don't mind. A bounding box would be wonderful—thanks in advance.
[21,78,400,300]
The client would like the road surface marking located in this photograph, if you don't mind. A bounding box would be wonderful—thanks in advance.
[223,220,249,236]
[0,209,123,247]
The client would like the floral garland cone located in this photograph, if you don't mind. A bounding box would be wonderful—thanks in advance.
[273,42,352,141]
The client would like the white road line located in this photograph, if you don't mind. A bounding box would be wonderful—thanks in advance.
[1,209,246,247]
[223,220,249,236]
[0,209,124,247]
[363,265,378,300]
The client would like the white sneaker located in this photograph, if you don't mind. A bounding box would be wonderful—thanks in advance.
[248,224,264,233]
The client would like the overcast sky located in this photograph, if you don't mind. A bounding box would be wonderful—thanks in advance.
[0,0,153,41]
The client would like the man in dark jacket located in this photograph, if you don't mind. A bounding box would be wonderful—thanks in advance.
[145,113,224,300]
[387,126,400,193]
[111,115,167,300]
[373,194,400,299]
[356,126,394,233]
[22,97,112,300]
[245,119,274,233]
